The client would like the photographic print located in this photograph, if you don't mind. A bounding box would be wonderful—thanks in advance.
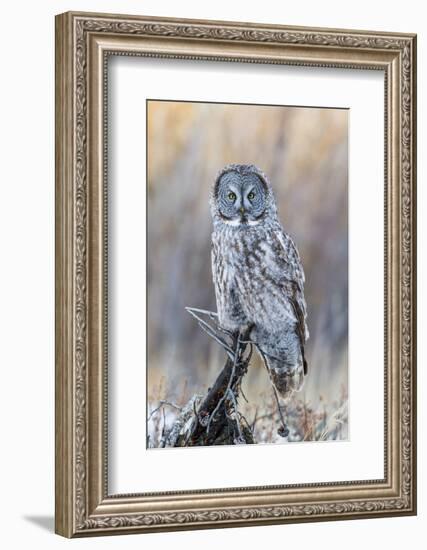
[147,100,348,448]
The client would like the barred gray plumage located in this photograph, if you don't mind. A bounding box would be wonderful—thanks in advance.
[210,163,309,397]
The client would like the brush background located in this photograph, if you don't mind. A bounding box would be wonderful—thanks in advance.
[147,100,349,443]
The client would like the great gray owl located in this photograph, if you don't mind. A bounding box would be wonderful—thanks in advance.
[210,163,309,397]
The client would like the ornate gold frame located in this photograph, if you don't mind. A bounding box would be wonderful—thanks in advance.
[55,11,417,537]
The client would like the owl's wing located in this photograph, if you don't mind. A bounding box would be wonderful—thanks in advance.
[211,236,219,297]
[211,234,224,314]
[272,229,309,373]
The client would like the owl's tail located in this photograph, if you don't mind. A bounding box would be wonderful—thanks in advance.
[265,355,306,398]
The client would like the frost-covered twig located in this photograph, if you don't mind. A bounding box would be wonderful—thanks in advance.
[158,308,255,446]
[257,347,290,438]
[148,400,182,422]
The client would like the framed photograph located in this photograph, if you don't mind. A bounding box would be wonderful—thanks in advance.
[55,11,417,537]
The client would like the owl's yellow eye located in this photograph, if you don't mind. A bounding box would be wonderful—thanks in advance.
[248,191,255,200]
[228,192,236,201]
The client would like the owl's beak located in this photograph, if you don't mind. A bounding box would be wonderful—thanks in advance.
[239,207,245,215]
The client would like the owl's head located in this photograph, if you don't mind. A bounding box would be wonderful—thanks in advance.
[210,164,277,227]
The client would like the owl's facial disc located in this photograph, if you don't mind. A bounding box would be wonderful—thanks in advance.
[216,171,267,226]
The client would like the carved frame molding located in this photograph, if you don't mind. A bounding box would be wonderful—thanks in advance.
[55,11,416,537]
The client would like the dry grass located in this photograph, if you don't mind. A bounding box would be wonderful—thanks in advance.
[247,387,348,444]
[147,376,348,448]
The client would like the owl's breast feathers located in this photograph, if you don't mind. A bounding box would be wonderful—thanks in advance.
[211,222,308,340]
[211,222,309,394]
